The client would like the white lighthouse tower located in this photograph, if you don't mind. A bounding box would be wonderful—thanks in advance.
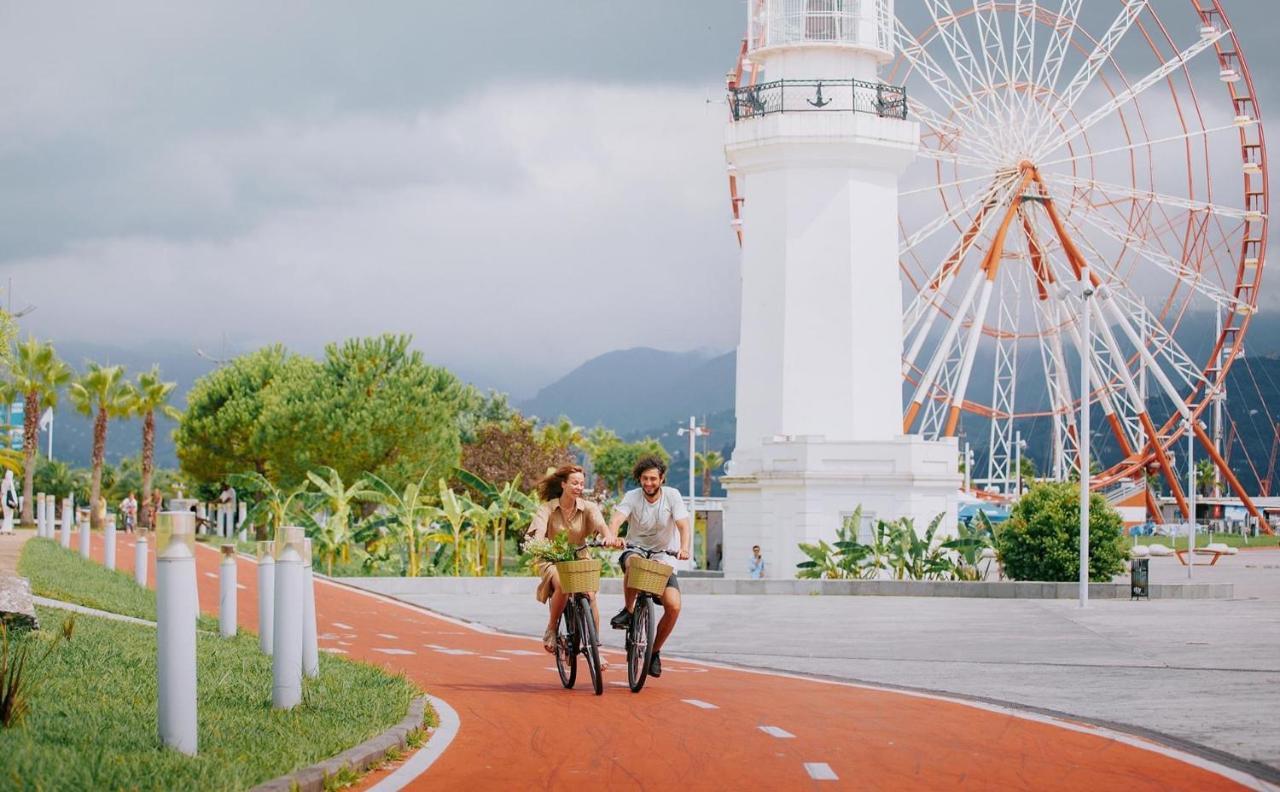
[722,0,960,574]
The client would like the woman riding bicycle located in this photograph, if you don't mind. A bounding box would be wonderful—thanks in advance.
[526,465,616,655]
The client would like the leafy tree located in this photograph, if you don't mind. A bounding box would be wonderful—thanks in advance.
[229,471,310,544]
[695,451,725,498]
[536,417,583,458]
[8,339,71,526]
[592,439,670,495]
[457,388,517,445]
[128,367,183,529]
[176,345,310,486]
[995,481,1127,582]
[460,414,572,494]
[31,459,89,504]
[68,363,131,529]
[1195,459,1218,497]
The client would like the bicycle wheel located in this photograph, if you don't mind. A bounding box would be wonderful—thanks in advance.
[627,597,652,693]
[578,597,603,696]
[555,603,578,689]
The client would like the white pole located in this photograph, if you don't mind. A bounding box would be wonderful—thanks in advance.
[1188,420,1196,579]
[219,545,237,638]
[104,514,117,571]
[156,511,198,755]
[688,415,697,515]
[61,497,71,542]
[272,528,304,709]
[302,538,319,678]
[47,411,53,461]
[1014,430,1023,496]
[47,494,56,539]
[257,542,275,656]
[1079,287,1093,608]
[79,512,91,560]
[36,493,45,538]
[60,502,72,548]
[135,534,149,587]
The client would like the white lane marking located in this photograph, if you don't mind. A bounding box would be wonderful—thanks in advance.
[377,633,399,639]
[479,656,510,661]
[236,584,248,590]
[373,648,415,656]
[332,622,354,630]
[337,641,352,646]
[318,633,339,640]
[609,681,629,688]
[366,694,460,792]
[204,572,218,579]
[498,649,540,656]
[432,648,474,656]
[760,726,795,739]
[682,699,718,710]
[424,644,446,650]
[804,763,838,781]
[324,648,348,654]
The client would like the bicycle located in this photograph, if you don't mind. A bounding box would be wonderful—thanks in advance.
[617,544,678,693]
[552,540,607,696]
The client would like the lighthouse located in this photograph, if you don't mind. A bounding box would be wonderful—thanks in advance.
[722,0,959,573]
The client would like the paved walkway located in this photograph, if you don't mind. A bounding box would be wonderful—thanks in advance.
[64,532,1272,790]
[0,527,33,576]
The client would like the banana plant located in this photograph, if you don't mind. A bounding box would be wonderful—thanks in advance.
[424,480,475,577]
[303,466,376,575]
[228,471,310,544]
[942,510,997,581]
[455,469,537,575]
[363,470,437,577]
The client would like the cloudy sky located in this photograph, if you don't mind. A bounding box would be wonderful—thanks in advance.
[3,1,1277,398]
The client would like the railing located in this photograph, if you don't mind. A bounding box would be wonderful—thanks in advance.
[729,78,908,122]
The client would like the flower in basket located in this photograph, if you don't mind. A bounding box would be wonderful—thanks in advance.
[521,533,578,565]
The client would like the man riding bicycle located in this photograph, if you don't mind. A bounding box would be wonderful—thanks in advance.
[608,455,691,678]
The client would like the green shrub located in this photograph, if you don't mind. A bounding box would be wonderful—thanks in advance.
[995,481,1127,582]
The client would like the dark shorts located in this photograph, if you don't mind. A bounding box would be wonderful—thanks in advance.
[618,549,679,592]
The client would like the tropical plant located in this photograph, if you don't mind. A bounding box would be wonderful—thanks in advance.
[127,367,182,529]
[942,511,997,581]
[228,471,310,544]
[695,451,725,498]
[995,481,1127,582]
[424,481,477,577]
[364,470,438,577]
[7,339,71,526]
[536,417,584,457]
[796,506,873,579]
[1195,459,1218,497]
[455,469,537,575]
[304,466,375,575]
[68,362,131,529]
[886,514,953,581]
[592,439,670,495]
[579,426,620,468]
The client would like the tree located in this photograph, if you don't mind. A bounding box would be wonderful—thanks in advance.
[8,339,71,526]
[176,345,316,487]
[457,389,516,445]
[69,363,132,529]
[536,417,584,459]
[460,414,572,494]
[592,439,670,495]
[128,367,182,529]
[229,471,309,544]
[364,470,438,577]
[455,469,537,575]
[695,451,725,498]
[424,480,479,577]
[995,481,1127,582]
[1195,459,1218,497]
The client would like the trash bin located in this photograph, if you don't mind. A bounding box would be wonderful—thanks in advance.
[1131,557,1150,600]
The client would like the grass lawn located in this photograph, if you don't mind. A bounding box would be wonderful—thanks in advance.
[1131,532,1279,549]
[6,540,424,790]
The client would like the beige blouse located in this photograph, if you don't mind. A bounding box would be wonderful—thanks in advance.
[527,497,607,547]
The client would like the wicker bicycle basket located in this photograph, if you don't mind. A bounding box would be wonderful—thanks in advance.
[625,556,673,596]
[554,558,601,594]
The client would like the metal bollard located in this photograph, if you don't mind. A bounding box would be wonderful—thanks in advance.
[79,514,91,560]
[60,505,72,548]
[36,493,45,538]
[104,514,117,570]
[156,511,198,755]
[46,494,56,539]
[256,541,274,656]
[219,545,237,638]
[302,538,319,678]
[135,534,149,587]
[272,528,305,709]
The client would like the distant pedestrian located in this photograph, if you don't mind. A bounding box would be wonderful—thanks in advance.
[148,489,164,529]
[749,545,765,579]
[119,492,138,533]
[0,470,16,534]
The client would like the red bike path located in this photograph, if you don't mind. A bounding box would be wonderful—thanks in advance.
[71,531,1264,791]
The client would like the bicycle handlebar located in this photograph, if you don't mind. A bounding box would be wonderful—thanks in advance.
[623,543,679,558]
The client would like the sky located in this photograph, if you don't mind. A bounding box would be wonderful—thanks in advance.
[2,1,1277,399]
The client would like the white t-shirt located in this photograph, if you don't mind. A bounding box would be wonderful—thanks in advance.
[615,486,689,554]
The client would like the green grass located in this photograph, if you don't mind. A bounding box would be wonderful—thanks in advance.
[1131,532,1279,549]
[6,539,423,790]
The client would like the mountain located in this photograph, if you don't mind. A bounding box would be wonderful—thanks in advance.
[519,347,735,435]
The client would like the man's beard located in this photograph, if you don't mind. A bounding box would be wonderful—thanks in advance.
[642,483,661,498]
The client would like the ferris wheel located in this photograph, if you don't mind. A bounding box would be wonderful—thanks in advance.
[727,1,1269,525]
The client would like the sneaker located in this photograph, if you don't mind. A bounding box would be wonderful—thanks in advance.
[648,651,662,678]
[610,608,632,630]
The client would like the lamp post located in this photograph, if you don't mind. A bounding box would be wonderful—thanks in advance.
[1187,418,1196,579]
[1014,430,1027,496]
[1079,286,1094,608]
[156,511,198,755]
[676,416,710,512]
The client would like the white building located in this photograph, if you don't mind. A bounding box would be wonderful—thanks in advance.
[721,0,960,576]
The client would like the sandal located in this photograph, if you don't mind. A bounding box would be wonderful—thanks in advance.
[543,628,557,653]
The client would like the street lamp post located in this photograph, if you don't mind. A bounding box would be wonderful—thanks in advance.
[676,416,710,512]
[1080,287,1094,608]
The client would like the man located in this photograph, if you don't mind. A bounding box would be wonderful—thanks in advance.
[607,456,691,678]
[119,491,138,533]
[749,545,765,579]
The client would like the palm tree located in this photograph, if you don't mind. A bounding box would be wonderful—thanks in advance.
[8,339,71,526]
[537,417,584,457]
[128,367,182,529]
[695,451,725,499]
[68,363,132,529]
[305,466,375,575]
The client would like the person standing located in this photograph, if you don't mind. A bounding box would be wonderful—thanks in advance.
[119,491,138,533]
[0,470,16,534]
[749,545,765,579]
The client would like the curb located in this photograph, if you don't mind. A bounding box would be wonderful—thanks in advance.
[251,696,432,792]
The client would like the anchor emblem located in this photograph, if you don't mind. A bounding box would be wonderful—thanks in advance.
[807,81,832,108]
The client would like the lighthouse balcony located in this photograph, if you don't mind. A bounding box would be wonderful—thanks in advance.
[729,78,907,122]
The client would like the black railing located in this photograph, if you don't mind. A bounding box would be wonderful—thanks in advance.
[729,78,908,122]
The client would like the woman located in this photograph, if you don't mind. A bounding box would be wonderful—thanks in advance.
[526,465,613,655]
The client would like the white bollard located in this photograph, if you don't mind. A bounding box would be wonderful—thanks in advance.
[135,534,149,587]
[60,504,72,548]
[61,497,72,542]
[156,511,198,755]
[36,493,45,538]
[219,544,237,638]
[302,538,319,678]
[272,528,305,709]
[79,514,91,559]
[104,514,117,570]
[46,494,56,538]
[257,541,275,656]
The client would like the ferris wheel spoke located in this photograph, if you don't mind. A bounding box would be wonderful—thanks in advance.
[923,0,1010,140]
[1047,172,1257,221]
[1026,0,1148,155]
[900,178,1012,258]
[970,0,1018,130]
[1038,122,1249,169]
[1031,0,1085,110]
[902,171,1008,197]
[895,19,1002,145]
[1034,29,1228,160]
[916,146,996,169]
[1009,0,1038,122]
[910,98,1003,162]
[905,264,988,433]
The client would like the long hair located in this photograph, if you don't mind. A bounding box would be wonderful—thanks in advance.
[536,464,584,502]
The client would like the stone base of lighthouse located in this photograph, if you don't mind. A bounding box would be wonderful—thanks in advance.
[722,435,959,576]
